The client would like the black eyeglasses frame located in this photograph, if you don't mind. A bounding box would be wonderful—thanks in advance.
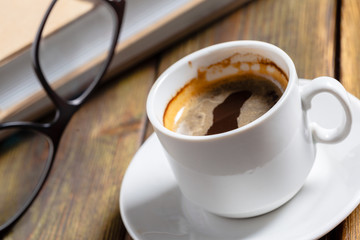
[0,0,125,232]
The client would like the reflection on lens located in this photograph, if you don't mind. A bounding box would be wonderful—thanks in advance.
[0,129,50,227]
[38,0,116,101]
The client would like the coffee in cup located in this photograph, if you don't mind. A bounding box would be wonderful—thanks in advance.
[163,54,288,136]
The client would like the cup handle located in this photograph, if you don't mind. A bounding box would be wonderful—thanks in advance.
[300,76,352,143]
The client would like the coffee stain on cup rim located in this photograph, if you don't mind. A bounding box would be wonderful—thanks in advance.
[197,53,288,87]
[188,61,192,68]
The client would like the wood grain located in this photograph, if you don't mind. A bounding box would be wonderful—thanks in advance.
[341,0,360,97]
[339,0,360,239]
[157,0,336,79]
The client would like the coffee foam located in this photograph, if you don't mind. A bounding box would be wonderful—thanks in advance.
[176,90,230,136]
[163,54,288,135]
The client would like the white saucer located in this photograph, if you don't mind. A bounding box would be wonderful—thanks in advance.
[120,79,360,240]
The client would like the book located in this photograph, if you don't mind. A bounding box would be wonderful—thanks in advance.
[0,0,250,122]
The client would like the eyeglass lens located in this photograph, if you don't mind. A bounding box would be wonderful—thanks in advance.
[0,129,51,227]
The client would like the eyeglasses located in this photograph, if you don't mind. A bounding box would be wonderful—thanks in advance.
[0,0,125,232]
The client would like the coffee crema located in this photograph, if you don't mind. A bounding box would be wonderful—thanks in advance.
[163,54,288,136]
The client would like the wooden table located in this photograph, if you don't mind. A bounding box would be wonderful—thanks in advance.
[3,0,360,239]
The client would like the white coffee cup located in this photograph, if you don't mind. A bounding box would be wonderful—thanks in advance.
[146,41,352,218]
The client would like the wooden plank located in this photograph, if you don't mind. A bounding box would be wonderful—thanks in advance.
[339,0,360,239]
[341,0,360,97]
[5,61,156,239]
[157,0,336,79]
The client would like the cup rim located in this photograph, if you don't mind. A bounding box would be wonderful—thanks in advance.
[146,40,297,141]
